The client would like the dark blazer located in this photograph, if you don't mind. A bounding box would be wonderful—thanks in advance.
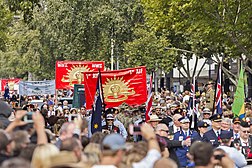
[192,132,204,142]
[202,129,222,148]
[157,136,182,167]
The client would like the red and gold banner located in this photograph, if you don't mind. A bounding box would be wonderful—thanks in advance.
[1,78,21,91]
[83,67,147,110]
[55,61,105,89]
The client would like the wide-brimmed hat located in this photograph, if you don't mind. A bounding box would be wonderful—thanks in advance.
[147,115,162,122]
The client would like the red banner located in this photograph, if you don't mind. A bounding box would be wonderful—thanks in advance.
[1,78,21,91]
[55,61,105,89]
[83,67,147,110]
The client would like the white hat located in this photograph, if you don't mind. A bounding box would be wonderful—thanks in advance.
[203,108,211,114]
[106,114,114,120]
[148,115,162,122]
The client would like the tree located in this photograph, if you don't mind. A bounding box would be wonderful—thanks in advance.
[140,0,252,82]
[0,0,12,52]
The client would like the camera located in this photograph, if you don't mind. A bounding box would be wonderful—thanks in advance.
[22,112,33,123]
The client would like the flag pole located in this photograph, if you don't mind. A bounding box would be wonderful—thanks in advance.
[191,76,195,129]
[212,63,220,115]
[98,69,106,115]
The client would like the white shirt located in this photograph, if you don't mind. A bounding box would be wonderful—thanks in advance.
[233,132,240,139]
[240,138,249,147]
[173,125,180,134]
[132,149,161,168]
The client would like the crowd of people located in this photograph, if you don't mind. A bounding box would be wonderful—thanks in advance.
[0,83,252,168]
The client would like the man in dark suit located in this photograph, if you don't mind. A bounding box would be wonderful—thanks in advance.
[202,114,222,147]
[155,123,191,167]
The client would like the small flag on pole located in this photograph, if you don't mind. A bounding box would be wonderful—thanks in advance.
[145,76,153,122]
[232,64,245,119]
[189,76,197,129]
[91,70,103,134]
[215,64,222,114]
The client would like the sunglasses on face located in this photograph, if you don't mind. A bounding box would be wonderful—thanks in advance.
[161,130,169,133]
[107,119,114,121]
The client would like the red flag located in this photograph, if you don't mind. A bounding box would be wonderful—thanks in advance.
[55,61,105,89]
[83,67,147,110]
[145,76,153,122]
[1,78,20,91]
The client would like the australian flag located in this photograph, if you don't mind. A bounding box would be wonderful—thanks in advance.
[91,71,103,134]
[215,65,222,114]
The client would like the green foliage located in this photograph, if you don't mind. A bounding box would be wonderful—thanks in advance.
[141,0,252,61]
[124,26,175,72]
[0,0,12,52]
[6,0,40,23]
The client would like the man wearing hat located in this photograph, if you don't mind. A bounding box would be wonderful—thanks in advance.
[102,108,128,139]
[232,117,241,139]
[154,106,162,117]
[147,115,162,129]
[202,114,222,147]
[193,121,209,142]
[205,81,214,110]
[102,114,120,134]
[202,108,212,127]
[233,121,252,159]
[217,130,247,168]
[173,116,198,167]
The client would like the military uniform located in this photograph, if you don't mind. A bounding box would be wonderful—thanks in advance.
[193,121,209,142]
[205,86,214,110]
[173,117,198,167]
[202,114,222,148]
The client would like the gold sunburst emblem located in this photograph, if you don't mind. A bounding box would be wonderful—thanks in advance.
[103,76,135,102]
[61,65,91,86]
[94,123,99,129]
[8,82,15,90]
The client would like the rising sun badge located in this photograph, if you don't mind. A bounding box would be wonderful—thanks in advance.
[103,76,135,102]
[94,123,99,129]
[61,64,91,86]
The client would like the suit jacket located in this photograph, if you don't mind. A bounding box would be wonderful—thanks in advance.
[157,135,182,167]
[202,129,222,148]
[192,132,204,142]
[173,130,198,167]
